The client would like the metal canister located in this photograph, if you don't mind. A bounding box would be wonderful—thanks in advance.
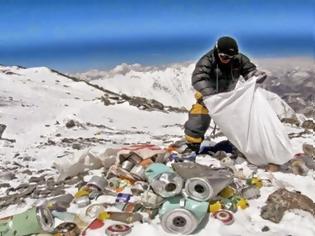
[0,207,54,236]
[140,190,165,209]
[145,163,183,198]
[184,172,233,201]
[105,224,131,236]
[159,197,208,235]
[87,175,107,191]
[75,196,90,208]
[130,164,146,180]
[54,222,81,236]
[121,160,135,171]
[130,181,149,196]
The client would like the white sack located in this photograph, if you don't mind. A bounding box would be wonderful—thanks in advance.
[203,77,293,166]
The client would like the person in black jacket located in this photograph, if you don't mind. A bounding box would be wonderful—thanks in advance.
[184,36,267,152]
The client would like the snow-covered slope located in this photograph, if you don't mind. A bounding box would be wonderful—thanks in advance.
[1,64,315,236]
[73,57,314,117]
[73,62,196,108]
[0,65,186,170]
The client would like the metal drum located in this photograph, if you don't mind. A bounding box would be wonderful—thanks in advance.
[159,197,208,235]
[145,163,183,198]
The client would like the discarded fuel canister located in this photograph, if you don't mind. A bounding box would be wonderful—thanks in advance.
[87,175,107,192]
[159,196,208,235]
[54,222,81,236]
[0,207,54,236]
[130,164,146,180]
[121,160,135,171]
[213,210,234,225]
[105,224,132,236]
[185,174,233,201]
[145,163,183,198]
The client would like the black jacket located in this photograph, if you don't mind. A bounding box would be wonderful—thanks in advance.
[192,48,256,96]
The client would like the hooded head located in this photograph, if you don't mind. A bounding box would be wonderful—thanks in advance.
[215,36,239,64]
[216,36,239,56]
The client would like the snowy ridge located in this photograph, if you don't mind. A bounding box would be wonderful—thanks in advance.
[73,57,314,118]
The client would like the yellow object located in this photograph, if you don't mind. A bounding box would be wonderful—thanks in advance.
[74,189,91,198]
[219,186,236,198]
[237,198,249,209]
[190,103,209,115]
[209,201,222,213]
[185,135,203,144]
[97,211,110,221]
[194,91,203,100]
[250,177,263,188]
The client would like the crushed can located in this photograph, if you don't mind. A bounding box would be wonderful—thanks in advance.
[87,175,107,192]
[54,222,81,236]
[145,163,183,198]
[0,206,54,236]
[140,190,165,209]
[130,164,146,180]
[159,196,208,235]
[121,160,135,171]
[184,173,233,201]
[130,181,149,196]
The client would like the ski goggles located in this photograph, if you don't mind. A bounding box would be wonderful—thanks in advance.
[218,53,234,60]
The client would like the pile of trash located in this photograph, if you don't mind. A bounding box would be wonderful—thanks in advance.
[1,142,315,236]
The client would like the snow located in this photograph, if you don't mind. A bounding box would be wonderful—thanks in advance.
[1,63,315,236]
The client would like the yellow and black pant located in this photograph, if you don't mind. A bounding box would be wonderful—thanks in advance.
[184,91,211,145]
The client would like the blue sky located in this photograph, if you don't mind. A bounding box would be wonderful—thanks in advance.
[0,0,313,72]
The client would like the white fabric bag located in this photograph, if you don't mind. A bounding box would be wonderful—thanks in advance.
[203,77,293,166]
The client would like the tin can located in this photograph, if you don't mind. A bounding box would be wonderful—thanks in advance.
[140,190,165,209]
[121,160,135,171]
[0,206,54,236]
[130,181,149,196]
[145,163,183,198]
[105,224,131,236]
[54,222,81,236]
[185,174,233,201]
[87,176,107,192]
[75,196,90,208]
[130,164,146,180]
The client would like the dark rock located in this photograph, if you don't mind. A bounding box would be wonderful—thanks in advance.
[261,226,270,232]
[66,120,75,128]
[21,169,32,175]
[72,143,82,150]
[0,124,6,138]
[29,176,45,183]
[0,183,10,188]
[261,188,315,223]
[302,120,315,131]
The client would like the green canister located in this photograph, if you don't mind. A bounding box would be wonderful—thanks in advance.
[0,207,54,236]
[144,163,183,198]
[159,196,208,235]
